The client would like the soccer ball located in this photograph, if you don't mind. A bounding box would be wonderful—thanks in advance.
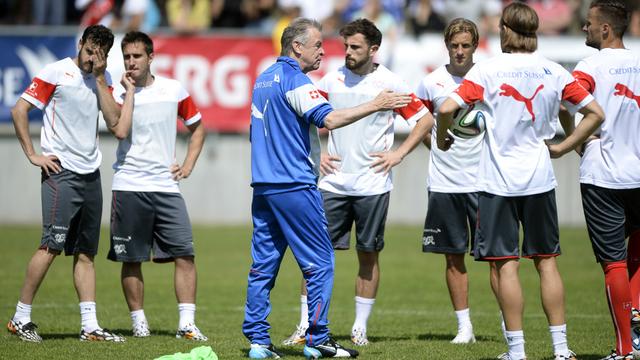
[449,105,486,139]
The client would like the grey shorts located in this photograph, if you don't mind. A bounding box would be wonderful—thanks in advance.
[581,184,640,263]
[422,192,478,254]
[474,190,560,261]
[40,167,102,256]
[108,191,194,263]
[321,190,390,252]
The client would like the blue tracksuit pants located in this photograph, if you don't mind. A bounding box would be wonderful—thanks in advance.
[242,186,335,346]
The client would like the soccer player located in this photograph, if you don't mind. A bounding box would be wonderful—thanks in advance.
[416,17,490,344]
[570,1,640,359]
[243,17,411,359]
[106,31,207,341]
[8,25,125,342]
[318,18,430,346]
[436,2,605,360]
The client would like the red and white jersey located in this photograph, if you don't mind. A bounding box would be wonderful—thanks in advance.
[111,76,201,193]
[416,65,482,193]
[317,64,428,195]
[21,57,111,174]
[450,53,593,196]
[573,48,640,189]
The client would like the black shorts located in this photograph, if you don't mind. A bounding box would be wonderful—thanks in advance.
[40,167,102,256]
[422,192,478,254]
[321,190,390,252]
[581,184,640,263]
[108,191,194,262]
[474,190,560,261]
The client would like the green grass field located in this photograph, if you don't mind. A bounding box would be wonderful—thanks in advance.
[0,225,614,359]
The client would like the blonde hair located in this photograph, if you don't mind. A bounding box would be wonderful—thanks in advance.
[500,2,538,53]
[444,18,479,47]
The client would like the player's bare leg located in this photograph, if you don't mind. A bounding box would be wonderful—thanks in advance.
[534,257,565,326]
[75,252,124,341]
[73,253,96,302]
[174,256,206,341]
[534,256,575,359]
[122,262,144,311]
[8,248,57,342]
[19,248,57,305]
[494,259,526,360]
[446,253,475,343]
[122,262,149,337]
[351,250,379,346]
[489,262,507,342]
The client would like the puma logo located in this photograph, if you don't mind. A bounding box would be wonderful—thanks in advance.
[613,83,640,108]
[499,83,545,122]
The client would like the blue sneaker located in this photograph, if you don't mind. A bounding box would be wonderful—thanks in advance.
[303,337,358,359]
[249,344,281,359]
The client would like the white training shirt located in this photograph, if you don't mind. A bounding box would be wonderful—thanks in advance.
[316,64,428,196]
[21,57,110,174]
[450,53,594,196]
[573,48,640,189]
[111,76,201,193]
[416,65,482,193]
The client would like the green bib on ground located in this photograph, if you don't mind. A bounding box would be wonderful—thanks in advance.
[155,345,218,360]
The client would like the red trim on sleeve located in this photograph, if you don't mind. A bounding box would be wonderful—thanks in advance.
[24,77,56,105]
[455,79,484,105]
[178,95,199,121]
[562,80,590,105]
[572,70,595,94]
[421,99,434,113]
[318,89,328,100]
[394,93,426,119]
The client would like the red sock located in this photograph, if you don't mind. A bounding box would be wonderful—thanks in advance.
[603,261,633,355]
[628,230,640,309]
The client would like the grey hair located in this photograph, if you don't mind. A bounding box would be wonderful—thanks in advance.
[280,18,322,57]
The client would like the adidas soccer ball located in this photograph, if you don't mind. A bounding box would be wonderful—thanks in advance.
[449,105,486,139]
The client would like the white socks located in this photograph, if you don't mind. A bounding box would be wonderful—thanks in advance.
[505,330,526,360]
[352,296,375,331]
[178,303,196,329]
[13,301,32,324]
[79,301,100,332]
[455,308,472,332]
[550,324,570,356]
[131,309,147,326]
[299,295,309,328]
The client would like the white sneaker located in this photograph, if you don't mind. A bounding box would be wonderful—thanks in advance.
[282,324,307,346]
[350,328,369,346]
[176,323,208,341]
[132,320,150,337]
[554,349,577,360]
[451,327,476,344]
[599,350,633,360]
[497,352,526,360]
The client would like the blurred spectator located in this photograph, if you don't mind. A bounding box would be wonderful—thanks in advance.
[406,0,447,37]
[166,0,211,34]
[76,0,114,27]
[524,0,578,35]
[33,0,67,25]
[342,0,405,24]
[431,0,502,35]
[77,0,157,32]
[627,0,640,36]
[0,0,30,24]
[211,0,275,31]
[350,0,403,68]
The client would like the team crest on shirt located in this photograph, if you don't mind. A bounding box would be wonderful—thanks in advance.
[26,81,38,96]
[499,83,544,122]
[309,89,321,99]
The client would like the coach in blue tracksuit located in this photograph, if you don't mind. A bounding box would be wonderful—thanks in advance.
[243,18,411,359]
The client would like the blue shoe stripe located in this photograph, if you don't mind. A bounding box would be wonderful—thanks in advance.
[304,345,322,359]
